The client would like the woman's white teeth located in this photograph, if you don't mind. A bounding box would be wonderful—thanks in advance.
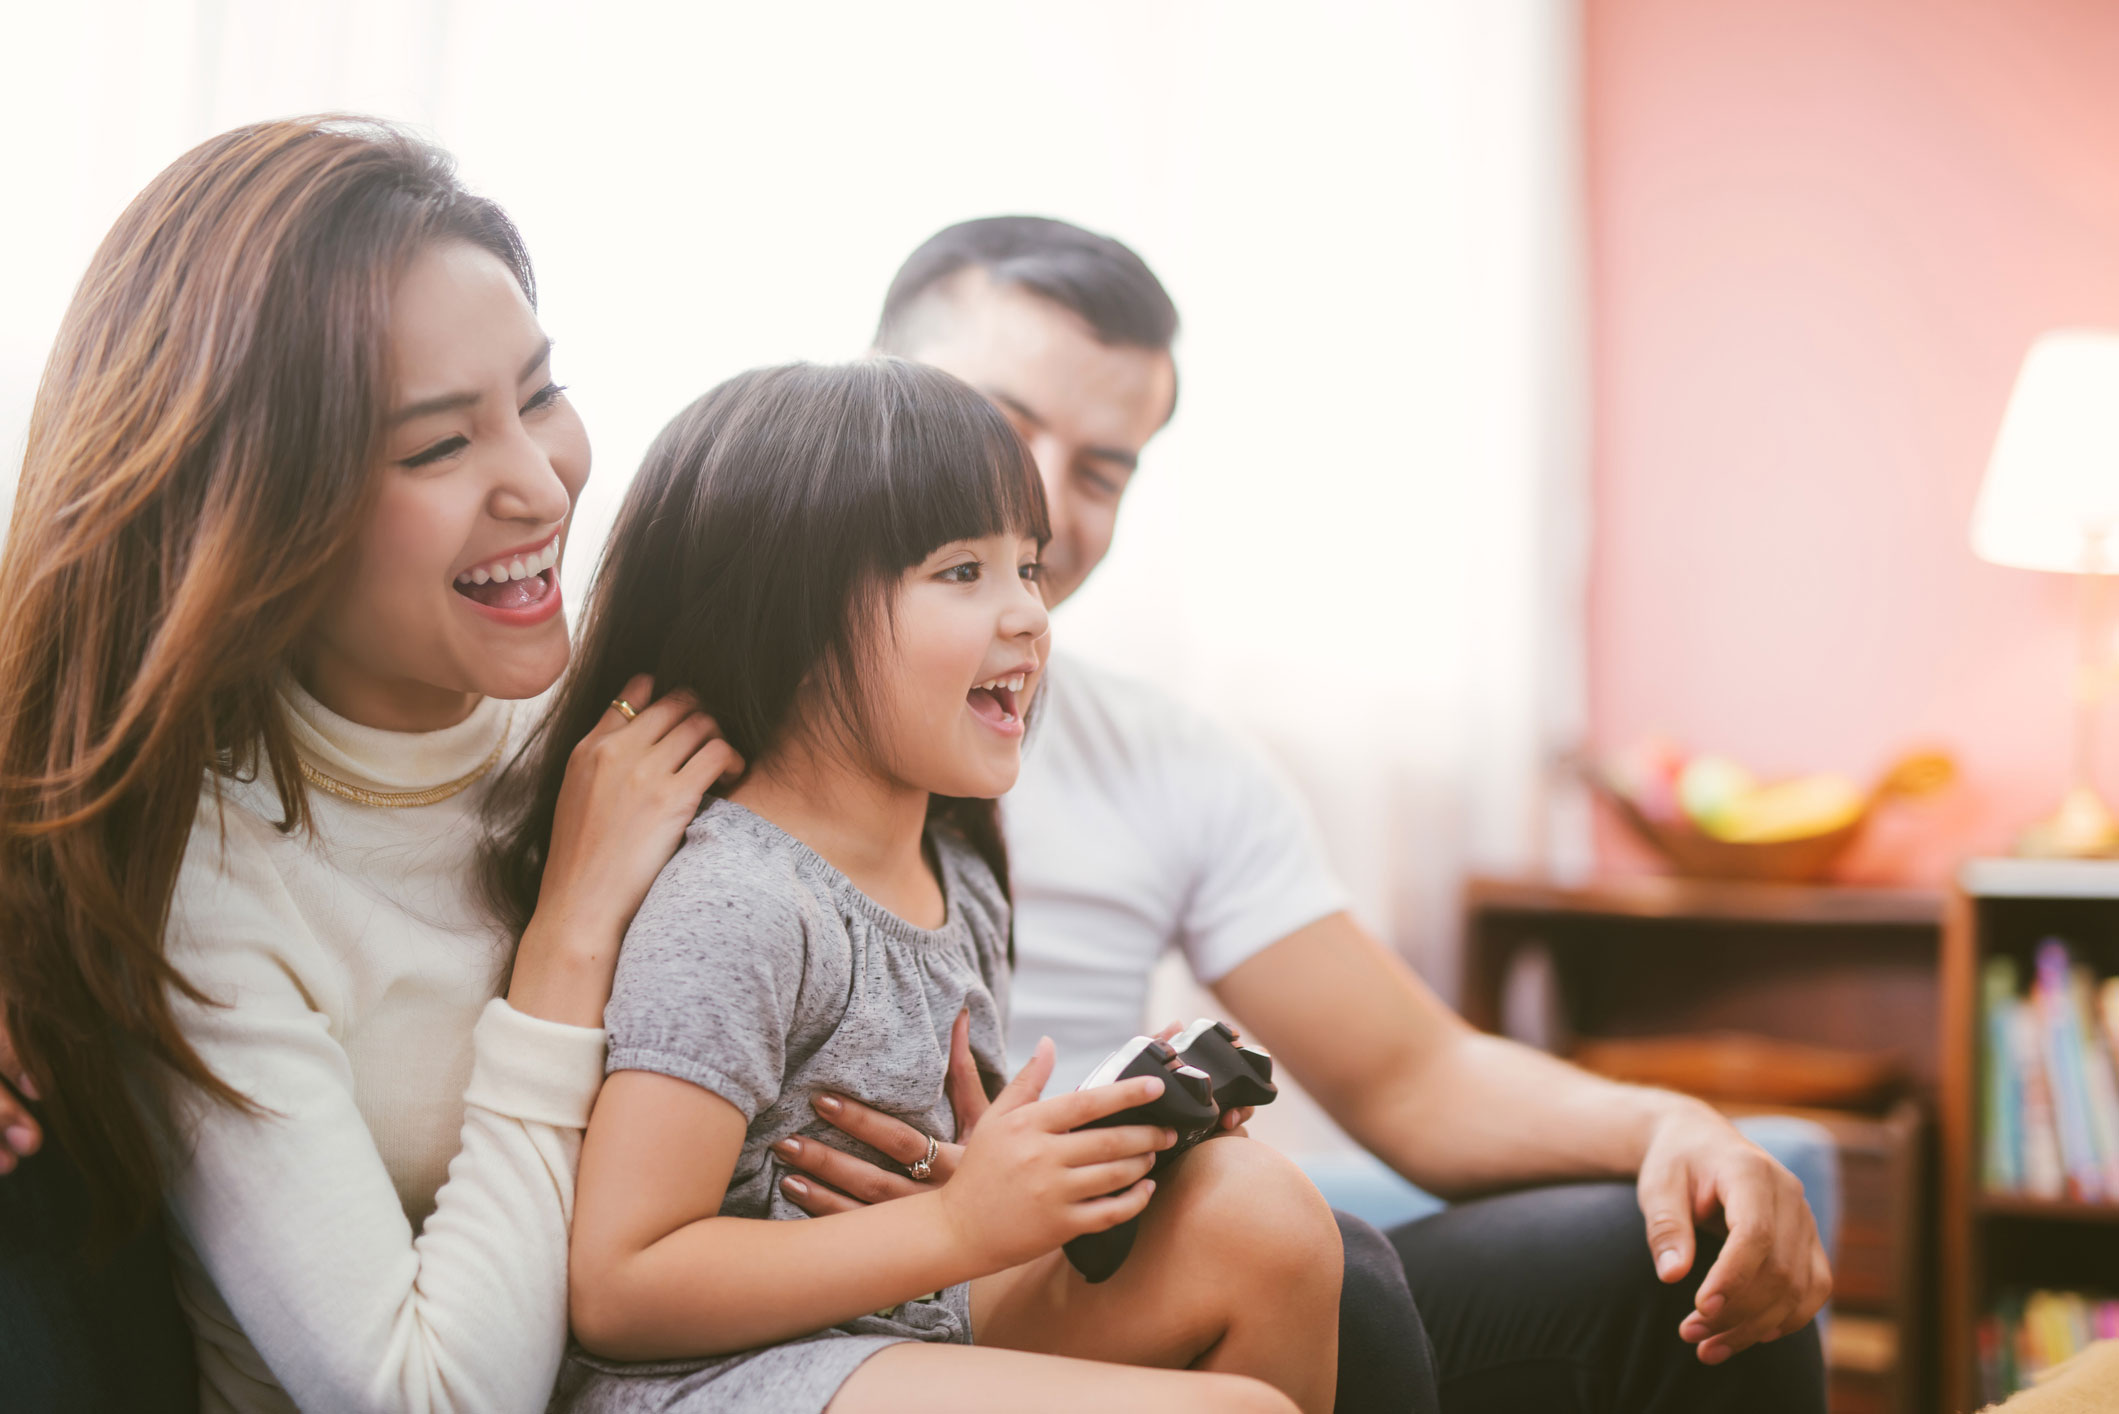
[456,536,559,586]
[974,674,1027,692]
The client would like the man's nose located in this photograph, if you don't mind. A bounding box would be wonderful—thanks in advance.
[1034,442,1072,538]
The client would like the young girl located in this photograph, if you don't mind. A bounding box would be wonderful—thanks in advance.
[489,360,1343,1413]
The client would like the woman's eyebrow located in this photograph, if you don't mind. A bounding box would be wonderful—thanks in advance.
[389,337,554,426]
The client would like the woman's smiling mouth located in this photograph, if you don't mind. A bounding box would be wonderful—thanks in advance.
[452,531,564,621]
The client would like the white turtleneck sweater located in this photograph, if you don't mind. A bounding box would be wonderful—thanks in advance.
[157,683,606,1414]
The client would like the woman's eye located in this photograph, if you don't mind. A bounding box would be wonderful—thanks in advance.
[523,382,568,414]
[400,436,468,470]
[940,562,981,584]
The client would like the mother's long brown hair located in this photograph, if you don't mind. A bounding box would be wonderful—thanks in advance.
[0,117,535,1241]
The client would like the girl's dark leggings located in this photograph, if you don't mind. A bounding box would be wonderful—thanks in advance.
[1332,1183,1827,1414]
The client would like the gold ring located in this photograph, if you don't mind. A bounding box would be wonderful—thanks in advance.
[906,1133,939,1182]
[610,698,638,722]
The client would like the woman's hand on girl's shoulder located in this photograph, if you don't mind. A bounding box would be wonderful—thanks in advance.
[0,1015,43,1174]
[933,1038,1176,1273]
[508,674,744,1029]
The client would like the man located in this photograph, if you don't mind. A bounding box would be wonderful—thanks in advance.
[780,217,1831,1412]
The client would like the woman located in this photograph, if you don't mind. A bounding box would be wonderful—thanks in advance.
[0,117,736,1411]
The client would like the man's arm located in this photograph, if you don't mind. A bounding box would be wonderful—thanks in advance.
[1211,911,1831,1365]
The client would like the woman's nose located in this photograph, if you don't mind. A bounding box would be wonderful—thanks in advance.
[488,429,572,526]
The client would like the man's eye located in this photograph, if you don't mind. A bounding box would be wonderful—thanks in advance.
[400,436,468,470]
[1081,468,1123,498]
[523,382,568,414]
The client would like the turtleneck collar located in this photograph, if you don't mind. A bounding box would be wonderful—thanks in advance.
[280,676,513,795]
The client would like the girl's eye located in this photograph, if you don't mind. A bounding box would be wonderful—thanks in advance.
[400,436,468,470]
[939,562,981,584]
[1020,562,1044,583]
[523,382,568,414]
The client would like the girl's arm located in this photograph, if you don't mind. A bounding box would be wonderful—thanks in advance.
[568,1044,1173,1362]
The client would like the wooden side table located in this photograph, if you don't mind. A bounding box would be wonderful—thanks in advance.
[1463,874,1945,1414]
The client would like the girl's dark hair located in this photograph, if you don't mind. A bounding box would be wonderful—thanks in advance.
[484,358,1050,932]
[0,116,535,1243]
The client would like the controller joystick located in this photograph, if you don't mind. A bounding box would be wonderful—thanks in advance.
[1061,1020,1278,1282]
[1167,1018,1278,1112]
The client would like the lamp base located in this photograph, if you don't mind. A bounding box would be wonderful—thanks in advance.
[2017,784,2119,859]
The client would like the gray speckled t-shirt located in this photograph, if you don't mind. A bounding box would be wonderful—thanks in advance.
[555,798,1011,1411]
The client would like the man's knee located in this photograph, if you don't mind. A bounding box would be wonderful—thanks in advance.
[1332,1209,1440,1414]
[1392,1181,1673,1311]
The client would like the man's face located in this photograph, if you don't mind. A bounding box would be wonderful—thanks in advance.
[895,272,1176,608]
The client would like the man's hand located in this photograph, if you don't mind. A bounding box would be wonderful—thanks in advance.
[778,1009,985,1214]
[1150,1019,1254,1133]
[0,1013,40,1175]
[1636,1100,1833,1365]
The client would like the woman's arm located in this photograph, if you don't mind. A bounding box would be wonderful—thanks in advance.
[168,679,739,1412]
[568,1045,1173,1362]
[165,852,605,1414]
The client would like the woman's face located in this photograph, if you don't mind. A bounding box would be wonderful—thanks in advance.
[859,529,1051,799]
[302,241,588,730]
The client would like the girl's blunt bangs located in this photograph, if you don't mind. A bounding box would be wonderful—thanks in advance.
[870,359,1051,571]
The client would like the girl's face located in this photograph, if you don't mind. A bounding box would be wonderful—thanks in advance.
[302,241,589,730]
[864,529,1051,799]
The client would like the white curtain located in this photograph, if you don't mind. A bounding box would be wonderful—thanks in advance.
[1,0,1589,1000]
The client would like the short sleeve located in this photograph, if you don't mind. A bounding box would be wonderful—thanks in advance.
[601,845,813,1123]
[1171,722,1348,984]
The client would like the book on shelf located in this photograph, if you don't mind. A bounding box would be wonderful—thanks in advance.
[1980,1289,2119,1405]
[1980,939,2119,1204]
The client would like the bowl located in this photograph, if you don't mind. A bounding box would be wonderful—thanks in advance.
[1588,750,1954,884]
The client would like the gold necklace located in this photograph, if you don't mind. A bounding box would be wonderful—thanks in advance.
[297,707,513,809]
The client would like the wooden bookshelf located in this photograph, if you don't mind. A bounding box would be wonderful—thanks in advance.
[1939,858,2119,1411]
[1975,1193,2119,1224]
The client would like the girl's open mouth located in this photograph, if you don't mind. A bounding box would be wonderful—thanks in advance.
[967,673,1027,728]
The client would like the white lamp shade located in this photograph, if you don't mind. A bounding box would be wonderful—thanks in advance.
[1972,330,2119,573]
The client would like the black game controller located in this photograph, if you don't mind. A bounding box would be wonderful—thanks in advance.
[1063,1020,1278,1282]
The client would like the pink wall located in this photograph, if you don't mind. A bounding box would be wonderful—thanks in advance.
[1587,0,2119,883]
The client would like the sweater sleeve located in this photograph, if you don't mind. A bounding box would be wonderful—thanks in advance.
[160,803,605,1414]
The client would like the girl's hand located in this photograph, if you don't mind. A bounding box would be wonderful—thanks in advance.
[0,1016,41,1175]
[778,1010,987,1212]
[508,674,744,1028]
[936,1038,1175,1272]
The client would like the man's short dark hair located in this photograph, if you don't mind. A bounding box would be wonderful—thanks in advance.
[874,216,1179,353]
